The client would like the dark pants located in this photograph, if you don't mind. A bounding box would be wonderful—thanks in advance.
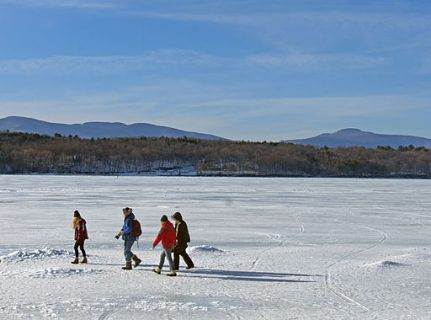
[74,241,86,258]
[173,245,194,270]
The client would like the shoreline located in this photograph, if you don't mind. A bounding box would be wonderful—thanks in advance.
[0,173,429,180]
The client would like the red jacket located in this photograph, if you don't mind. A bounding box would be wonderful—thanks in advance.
[75,219,89,242]
[153,221,176,250]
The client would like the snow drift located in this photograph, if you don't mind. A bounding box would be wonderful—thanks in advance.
[0,248,71,263]
[375,260,409,269]
[364,260,410,270]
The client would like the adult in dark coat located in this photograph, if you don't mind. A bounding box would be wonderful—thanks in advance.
[172,212,194,270]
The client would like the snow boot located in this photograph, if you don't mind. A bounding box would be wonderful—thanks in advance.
[81,257,88,264]
[122,261,133,270]
[71,257,79,265]
[132,255,142,268]
[153,267,161,274]
[167,271,177,277]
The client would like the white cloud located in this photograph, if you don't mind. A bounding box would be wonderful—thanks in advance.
[132,9,431,54]
[134,10,431,31]
[246,53,388,70]
[182,95,430,118]
[0,49,388,76]
[0,50,224,75]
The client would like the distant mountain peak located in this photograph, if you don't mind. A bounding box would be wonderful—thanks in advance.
[335,128,364,134]
[83,121,125,125]
[0,116,226,140]
[286,128,431,148]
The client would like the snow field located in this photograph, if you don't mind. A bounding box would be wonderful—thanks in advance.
[0,176,430,319]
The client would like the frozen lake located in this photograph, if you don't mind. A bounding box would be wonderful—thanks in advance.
[0,176,430,319]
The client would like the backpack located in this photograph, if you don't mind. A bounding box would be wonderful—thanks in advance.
[132,219,142,238]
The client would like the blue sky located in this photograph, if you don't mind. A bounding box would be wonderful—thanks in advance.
[0,0,430,140]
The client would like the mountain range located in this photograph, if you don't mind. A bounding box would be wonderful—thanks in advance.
[287,128,431,148]
[0,116,224,140]
[1,117,430,148]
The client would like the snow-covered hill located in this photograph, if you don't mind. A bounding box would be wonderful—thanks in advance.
[286,128,431,148]
[0,116,225,140]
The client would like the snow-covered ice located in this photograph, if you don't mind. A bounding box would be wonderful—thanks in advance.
[0,175,430,319]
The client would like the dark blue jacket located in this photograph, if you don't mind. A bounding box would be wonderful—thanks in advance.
[122,213,137,241]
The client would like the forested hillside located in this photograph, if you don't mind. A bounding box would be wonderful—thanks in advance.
[0,132,430,178]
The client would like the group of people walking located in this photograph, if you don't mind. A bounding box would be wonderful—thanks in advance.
[71,208,195,277]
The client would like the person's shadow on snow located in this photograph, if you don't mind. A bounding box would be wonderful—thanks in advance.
[180,269,322,283]
[90,263,322,283]
[136,267,322,283]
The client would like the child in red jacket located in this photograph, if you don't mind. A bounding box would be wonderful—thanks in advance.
[71,210,88,264]
[152,215,177,276]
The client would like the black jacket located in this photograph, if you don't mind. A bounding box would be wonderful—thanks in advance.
[175,220,191,246]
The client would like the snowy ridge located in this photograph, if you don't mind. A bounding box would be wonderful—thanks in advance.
[0,248,71,263]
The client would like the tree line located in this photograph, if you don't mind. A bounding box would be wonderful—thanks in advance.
[0,132,430,178]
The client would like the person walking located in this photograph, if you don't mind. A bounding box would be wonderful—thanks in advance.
[115,207,142,270]
[71,210,88,264]
[152,215,177,276]
[172,212,194,271]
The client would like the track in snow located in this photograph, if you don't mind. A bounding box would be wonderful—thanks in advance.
[324,226,388,313]
[252,212,307,270]
[98,310,117,320]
